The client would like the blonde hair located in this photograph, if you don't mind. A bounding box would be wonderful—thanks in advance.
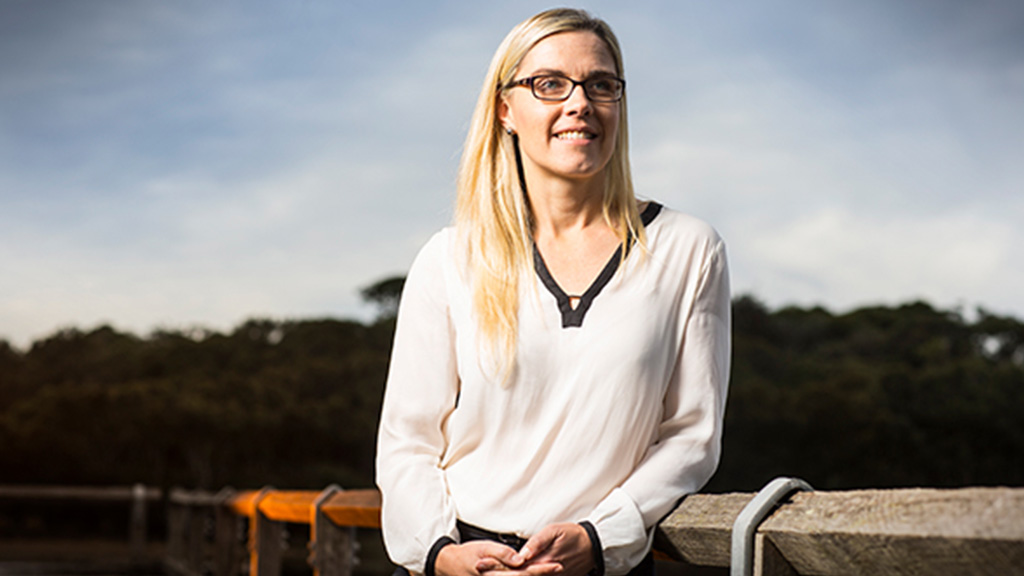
[455,8,644,377]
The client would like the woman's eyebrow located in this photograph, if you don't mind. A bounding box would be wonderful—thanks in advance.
[525,67,618,78]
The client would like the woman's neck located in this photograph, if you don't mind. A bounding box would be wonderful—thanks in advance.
[526,174,608,240]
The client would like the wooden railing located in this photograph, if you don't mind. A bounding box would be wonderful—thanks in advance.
[2,483,1021,575]
[166,485,382,576]
[165,484,1024,576]
[0,483,161,562]
[656,486,1024,576]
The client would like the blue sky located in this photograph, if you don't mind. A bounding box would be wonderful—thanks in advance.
[1,0,1022,347]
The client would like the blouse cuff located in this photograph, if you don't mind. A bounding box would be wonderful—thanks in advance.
[425,536,456,576]
[585,488,650,575]
[579,521,605,576]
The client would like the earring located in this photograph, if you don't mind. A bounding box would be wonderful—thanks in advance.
[505,127,515,135]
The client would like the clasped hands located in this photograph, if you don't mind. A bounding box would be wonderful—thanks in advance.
[435,522,594,576]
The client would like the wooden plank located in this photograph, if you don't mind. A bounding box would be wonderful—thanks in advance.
[228,490,261,517]
[0,484,161,501]
[169,488,222,506]
[657,488,1024,575]
[656,493,753,567]
[761,488,1024,576]
[258,490,320,524]
[224,489,381,528]
[321,489,382,529]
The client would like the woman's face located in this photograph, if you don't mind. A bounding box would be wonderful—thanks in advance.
[499,31,620,188]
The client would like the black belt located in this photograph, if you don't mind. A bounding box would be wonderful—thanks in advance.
[457,520,529,551]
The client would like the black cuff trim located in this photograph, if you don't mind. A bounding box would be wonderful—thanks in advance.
[579,521,604,576]
[425,536,456,576]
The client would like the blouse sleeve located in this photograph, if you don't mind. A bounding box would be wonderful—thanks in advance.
[585,238,731,575]
[375,231,461,574]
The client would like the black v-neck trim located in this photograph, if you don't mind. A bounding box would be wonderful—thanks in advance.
[534,202,662,328]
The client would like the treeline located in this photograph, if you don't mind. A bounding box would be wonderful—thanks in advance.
[709,297,1024,491]
[0,318,395,491]
[0,293,1022,493]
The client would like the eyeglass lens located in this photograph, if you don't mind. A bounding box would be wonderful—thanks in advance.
[531,75,623,101]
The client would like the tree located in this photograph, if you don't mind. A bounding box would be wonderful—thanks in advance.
[360,276,406,320]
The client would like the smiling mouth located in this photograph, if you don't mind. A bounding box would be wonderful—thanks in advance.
[555,130,596,140]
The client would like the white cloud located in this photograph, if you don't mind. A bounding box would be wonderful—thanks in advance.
[2,0,1024,347]
[734,208,1022,313]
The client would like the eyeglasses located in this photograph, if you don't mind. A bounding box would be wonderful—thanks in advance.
[506,74,625,103]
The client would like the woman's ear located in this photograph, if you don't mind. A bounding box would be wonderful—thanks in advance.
[497,97,516,135]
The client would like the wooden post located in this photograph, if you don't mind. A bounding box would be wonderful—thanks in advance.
[214,488,242,576]
[250,488,284,576]
[187,499,206,574]
[130,483,148,562]
[310,485,357,576]
[180,503,196,573]
[167,497,187,570]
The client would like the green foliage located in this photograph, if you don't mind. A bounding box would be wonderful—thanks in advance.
[0,318,391,490]
[0,290,1021,493]
[360,276,406,320]
[709,297,1024,491]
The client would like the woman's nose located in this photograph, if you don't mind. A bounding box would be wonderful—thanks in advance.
[563,85,593,115]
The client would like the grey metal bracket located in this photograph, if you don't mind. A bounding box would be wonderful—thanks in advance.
[731,476,813,576]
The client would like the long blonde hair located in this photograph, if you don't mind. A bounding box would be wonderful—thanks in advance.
[455,8,644,377]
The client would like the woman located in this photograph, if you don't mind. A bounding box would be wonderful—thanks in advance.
[376,8,730,576]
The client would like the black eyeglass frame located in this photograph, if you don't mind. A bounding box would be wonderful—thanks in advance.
[505,74,626,103]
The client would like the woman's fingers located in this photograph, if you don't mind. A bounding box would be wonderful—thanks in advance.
[474,546,524,572]
[518,524,594,576]
[449,524,590,576]
[519,525,559,562]
[438,541,524,576]
[480,561,563,576]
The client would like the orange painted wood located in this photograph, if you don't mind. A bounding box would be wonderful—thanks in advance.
[225,488,381,529]
[321,489,382,528]
[228,490,262,517]
[258,490,321,524]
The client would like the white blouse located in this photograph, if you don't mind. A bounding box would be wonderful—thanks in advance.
[376,203,731,576]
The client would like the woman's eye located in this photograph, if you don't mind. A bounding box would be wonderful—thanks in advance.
[536,77,566,91]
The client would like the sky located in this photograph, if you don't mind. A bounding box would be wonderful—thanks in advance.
[1,0,1022,348]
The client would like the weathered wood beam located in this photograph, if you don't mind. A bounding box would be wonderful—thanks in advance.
[0,484,162,501]
[762,488,1024,576]
[656,488,1024,576]
[656,492,753,566]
